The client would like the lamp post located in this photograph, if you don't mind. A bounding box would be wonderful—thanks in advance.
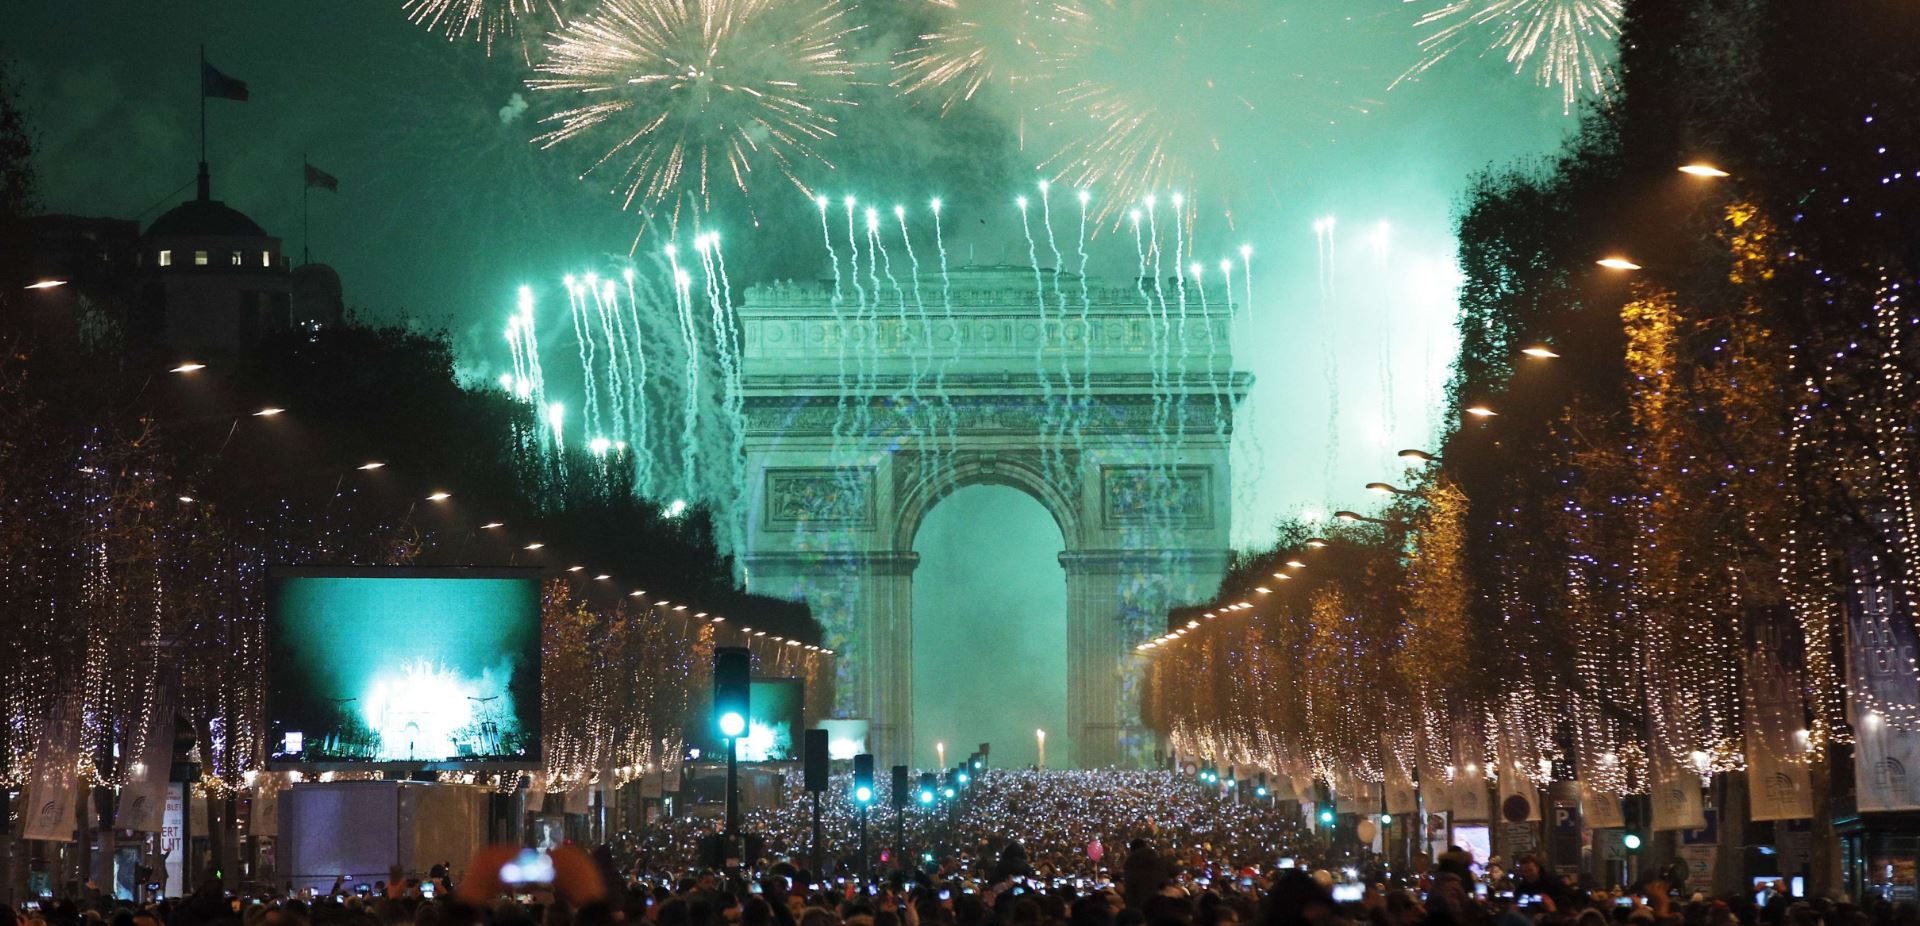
[1333,510,1400,527]
[1365,482,1420,497]
[1036,729,1046,770]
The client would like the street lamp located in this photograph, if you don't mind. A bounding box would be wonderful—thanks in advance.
[1305,537,1330,548]
[24,279,67,290]
[1596,257,1642,271]
[1520,345,1561,359]
[1334,510,1397,526]
[1398,449,1439,464]
[1366,482,1418,497]
[1464,405,1498,418]
[1678,163,1729,178]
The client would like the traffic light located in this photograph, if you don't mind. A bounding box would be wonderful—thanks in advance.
[1255,773,1270,798]
[1623,830,1645,853]
[942,769,958,799]
[917,772,937,804]
[853,753,876,807]
[956,766,972,787]
[1318,807,1336,827]
[1622,793,1646,854]
[1380,812,1393,826]
[712,647,752,739]
[891,765,910,809]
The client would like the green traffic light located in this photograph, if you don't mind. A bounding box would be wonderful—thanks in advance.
[1318,809,1335,825]
[1380,813,1393,825]
[855,785,874,804]
[1623,832,1643,851]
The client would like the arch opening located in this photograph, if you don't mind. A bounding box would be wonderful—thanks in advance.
[910,483,1069,769]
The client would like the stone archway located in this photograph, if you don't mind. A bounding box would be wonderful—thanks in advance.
[737,266,1245,767]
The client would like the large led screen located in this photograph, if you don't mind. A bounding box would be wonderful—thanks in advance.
[267,567,542,768]
[694,678,804,763]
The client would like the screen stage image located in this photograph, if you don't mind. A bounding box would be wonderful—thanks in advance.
[267,568,541,767]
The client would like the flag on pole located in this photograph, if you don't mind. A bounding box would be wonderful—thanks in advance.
[304,162,339,192]
[201,61,250,101]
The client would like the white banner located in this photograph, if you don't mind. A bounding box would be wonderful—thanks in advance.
[1580,781,1625,829]
[1847,579,1920,811]
[22,696,83,842]
[1497,764,1542,822]
[1650,753,1706,831]
[1855,723,1920,812]
[1386,771,1420,816]
[1452,735,1489,822]
[1380,734,1418,815]
[1290,772,1318,806]
[250,773,284,838]
[116,684,178,832]
[1413,706,1451,813]
[1744,647,1815,821]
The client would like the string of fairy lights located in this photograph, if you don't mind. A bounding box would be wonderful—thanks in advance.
[1129,147,1920,809]
[0,355,835,798]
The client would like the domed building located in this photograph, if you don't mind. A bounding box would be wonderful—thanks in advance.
[140,166,292,352]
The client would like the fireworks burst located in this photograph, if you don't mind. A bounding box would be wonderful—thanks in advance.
[891,0,1077,114]
[528,0,859,227]
[1397,0,1622,112]
[1041,0,1378,226]
[402,0,576,60]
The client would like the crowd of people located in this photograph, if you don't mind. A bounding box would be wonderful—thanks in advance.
[2,846,1910,926]
[626,771,1313,879]
[3,772,1911,926]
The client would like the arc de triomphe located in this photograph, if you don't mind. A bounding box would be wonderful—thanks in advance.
[737,266,1246,767]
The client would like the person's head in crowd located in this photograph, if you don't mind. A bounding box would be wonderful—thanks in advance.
[1072,893,1117,926]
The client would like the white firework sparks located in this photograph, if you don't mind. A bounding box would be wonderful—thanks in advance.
[1397,0,1623,112]
[528,0,859,223]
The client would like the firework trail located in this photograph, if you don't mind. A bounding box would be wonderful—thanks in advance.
[1039,182,1075,478]
[1131,208,1165,470]
[589,279,627,444]
[621,269,658,497]
[1071,189,1094,456]
[858,208,887,443]
[865,209,915,423]
[1192,262,1225,441]
[817,196,852,468]
[1169,194,1191,450]
[528,0,858,226]
[1395,0,1622,112]
[1370,221,1397,444]
[693,234,748,556]
[1018,195,1060,485]
[843,199,875,447]
[1316,217,1340,499]
[894,206,944,455]
[932,199,963,462]
[664,245,701,501]
[564,276,602,440]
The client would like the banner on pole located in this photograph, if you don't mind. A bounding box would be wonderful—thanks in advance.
[1744,646,1815,820]
[1452,733,1489,822]
[116,683,179,832]
[22,695,83,842]
[1650,753,1706,831]
[1497,763,1542,822]
[1580,781,1625,829]
[1847,578,1920,811]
